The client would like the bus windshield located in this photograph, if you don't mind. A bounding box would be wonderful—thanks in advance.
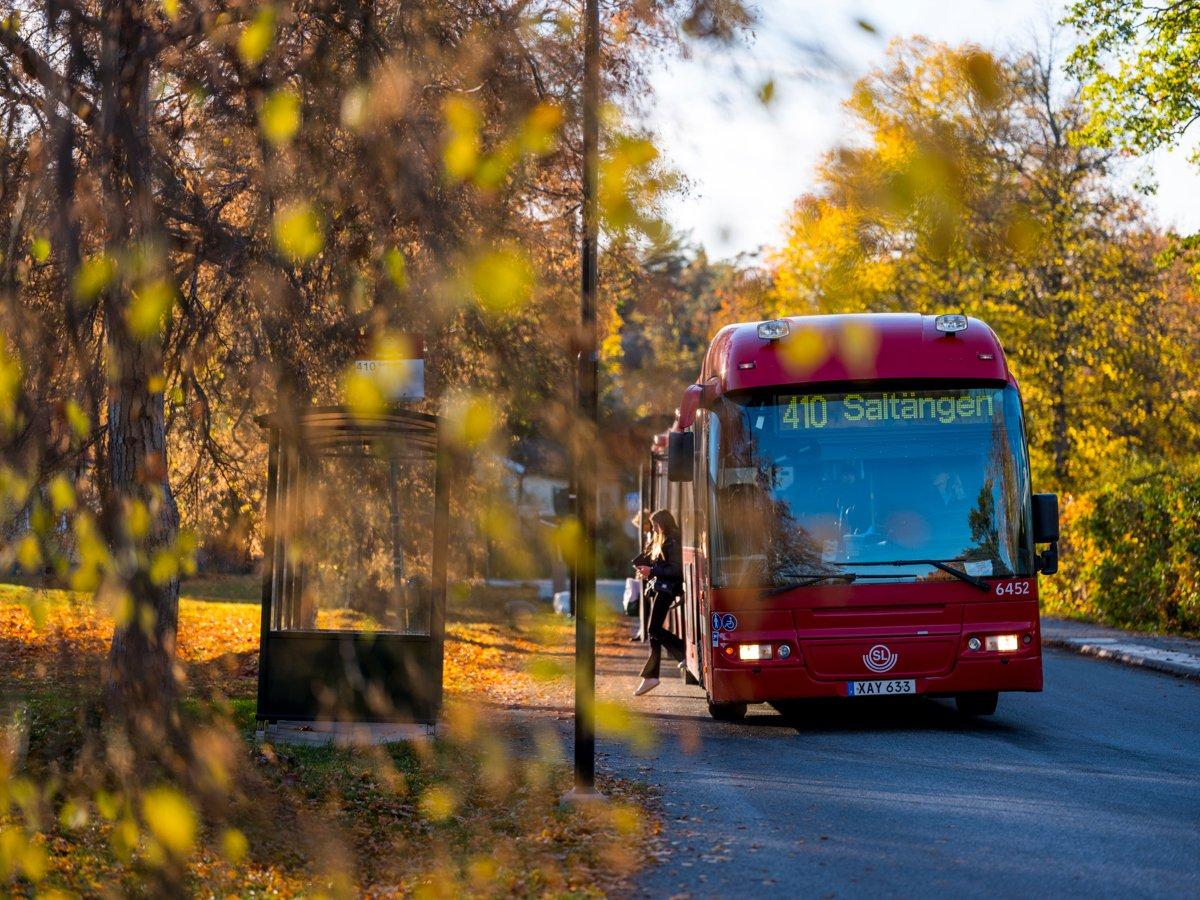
[706,385,1033,588]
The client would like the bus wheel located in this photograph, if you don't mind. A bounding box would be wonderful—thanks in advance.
[707,700,747,722]
[955,691,999,716]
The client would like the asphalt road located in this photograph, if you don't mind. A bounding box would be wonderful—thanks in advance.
[587,641,1200,898]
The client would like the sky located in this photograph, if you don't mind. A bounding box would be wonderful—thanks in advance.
[642,0,1200,261]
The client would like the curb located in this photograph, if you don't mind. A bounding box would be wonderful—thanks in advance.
[1044,636,1200,681]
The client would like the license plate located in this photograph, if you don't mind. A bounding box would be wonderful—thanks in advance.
[847,679,916,697]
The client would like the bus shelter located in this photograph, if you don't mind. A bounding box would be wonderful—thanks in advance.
[256,407,449,726]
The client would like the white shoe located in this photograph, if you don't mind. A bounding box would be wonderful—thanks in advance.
[634,677,660,696]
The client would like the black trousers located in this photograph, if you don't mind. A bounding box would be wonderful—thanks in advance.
[640,588,685,679]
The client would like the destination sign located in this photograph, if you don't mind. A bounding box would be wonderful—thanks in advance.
[779,390,996,431]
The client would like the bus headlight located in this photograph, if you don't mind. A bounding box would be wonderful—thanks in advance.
[777,644,792,659]
[967,637,982,651]
[985,634,1020,652]
[738,643,773,661]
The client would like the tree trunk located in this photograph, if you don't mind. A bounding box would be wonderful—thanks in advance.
[105,354,181,712]
[99,0,181,716]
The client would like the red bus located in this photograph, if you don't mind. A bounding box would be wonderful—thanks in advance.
[652,313,1059,720]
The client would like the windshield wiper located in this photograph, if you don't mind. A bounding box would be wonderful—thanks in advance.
[761,573,857,597]
[827,559,991,593]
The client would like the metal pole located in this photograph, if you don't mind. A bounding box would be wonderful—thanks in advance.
[569,0,601,798]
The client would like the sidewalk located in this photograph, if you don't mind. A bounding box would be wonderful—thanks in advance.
[1042,617,1200,679]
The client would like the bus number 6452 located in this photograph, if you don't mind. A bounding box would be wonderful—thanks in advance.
[995,580,1031,597]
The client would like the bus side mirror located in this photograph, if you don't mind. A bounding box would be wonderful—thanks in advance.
[1033,493,1059,575]
[667,431,694,483]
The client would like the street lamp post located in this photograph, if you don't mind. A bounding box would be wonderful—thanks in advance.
[567,0,601,799]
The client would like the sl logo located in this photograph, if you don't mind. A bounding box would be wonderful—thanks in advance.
[863,644,898,673]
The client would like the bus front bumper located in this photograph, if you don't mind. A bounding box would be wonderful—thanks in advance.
[707,652,1043,704]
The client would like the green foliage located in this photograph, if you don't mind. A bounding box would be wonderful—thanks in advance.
[1045,462,1200,634]
[1066,1,1200,157]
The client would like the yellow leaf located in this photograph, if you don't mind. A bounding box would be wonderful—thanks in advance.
[342,368,386,420]
[59,799,89,830]
[29,236,50,263]
[142,787,196,857]
[94,790,121,821]
[519,102,563,155]
[441,95,481,181]
[779,327,829,375]
[221,828,248,864]
[20,840,45,882]
[149,550,178,585]
[111,589,134,627]
[160,0,178,22]
[63,400,90,439]
[25,591,46,629]
[551,517,584,567]
[0,342,20,426]
[126,501,150,540]
[273,202,324,263]
[48,474,75,513]
[16,534,41,573]
[259,89,301,145]
[838,320,880,377]
[127,279,175,338]
[962,50,1003,106]
[383,246,408,290]
[419,785,457,822]
[238,6,275,66]
[469,247,535,313]
[444,394,495,448]
[73,254,115,302]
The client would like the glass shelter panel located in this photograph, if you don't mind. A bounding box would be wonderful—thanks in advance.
[272,439,436,635]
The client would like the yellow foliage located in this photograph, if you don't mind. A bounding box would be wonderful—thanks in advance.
[47,474,75,514]
[221,828,249,864]
[383,246,408,290]
[443,393,496,447]
[518,101,563,155]
[29,236,50,263]
[778,326,829,375]
[72,254,115,302]
[127,279,175,338]
[468,246,535,313]
[441,96,482,182]
[238,6,275,66]
[63,400,90,439]
[273,202,324,263]
[16,533,41,573]
[142,786,197,858]
[259,89,301,146]
[341,367,386,420]
[419,784,457,822]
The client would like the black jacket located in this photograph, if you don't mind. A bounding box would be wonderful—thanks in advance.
[632,536,683,597]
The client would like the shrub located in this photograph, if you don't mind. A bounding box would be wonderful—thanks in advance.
[1052,462,1200,634]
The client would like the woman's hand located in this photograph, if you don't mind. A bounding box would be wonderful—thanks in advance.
[635,565,651,578]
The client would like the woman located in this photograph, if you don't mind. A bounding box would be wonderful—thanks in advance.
[632,509,686,696]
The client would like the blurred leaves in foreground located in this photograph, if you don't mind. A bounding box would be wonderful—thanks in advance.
[0,581,660,894]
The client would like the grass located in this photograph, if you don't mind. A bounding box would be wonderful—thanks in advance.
[0,579,654,896]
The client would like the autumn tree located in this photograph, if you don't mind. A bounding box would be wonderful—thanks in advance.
[767,39,1200,488]
[0,0,750,714]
